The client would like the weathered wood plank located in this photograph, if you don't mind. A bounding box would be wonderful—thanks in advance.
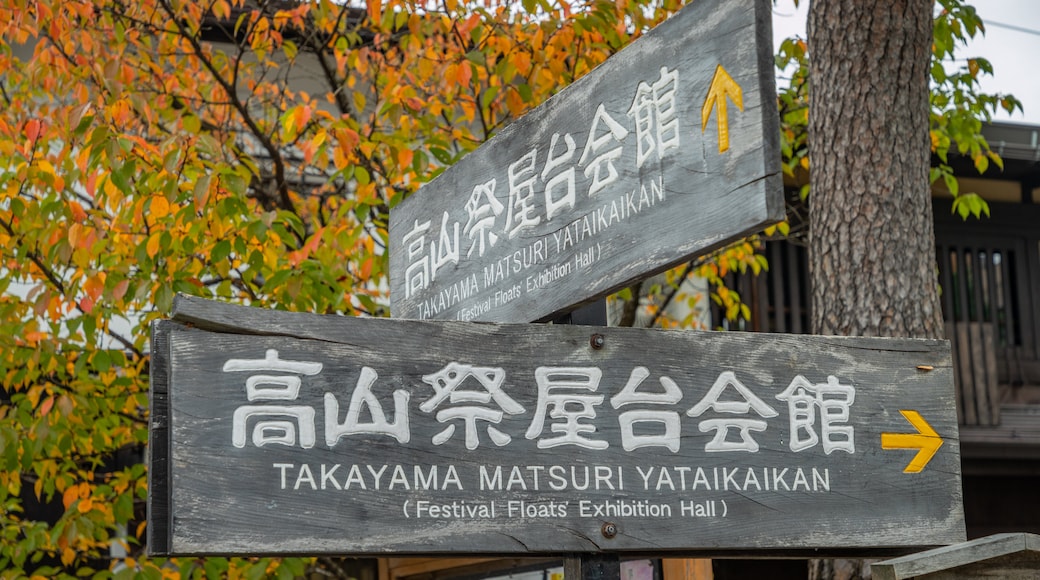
[388,0,783,323]
[954,323,978,425]
[969,323,990,426]
[151,297,964,557]
[982,324,1001,425]
[872,533,1040,580]
[146,320,172,555]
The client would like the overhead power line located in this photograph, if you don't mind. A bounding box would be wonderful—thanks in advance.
[986,20,1040,38]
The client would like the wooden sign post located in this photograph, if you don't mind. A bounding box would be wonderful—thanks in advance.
[149,296,965,557]
[388,0,784,323]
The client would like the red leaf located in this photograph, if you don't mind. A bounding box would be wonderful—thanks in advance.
[24,118,42,143]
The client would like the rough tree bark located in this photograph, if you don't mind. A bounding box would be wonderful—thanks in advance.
[807,0,942,578]
[808,0,943,340]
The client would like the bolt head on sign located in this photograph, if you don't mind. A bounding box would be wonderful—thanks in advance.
[389,0,785,323]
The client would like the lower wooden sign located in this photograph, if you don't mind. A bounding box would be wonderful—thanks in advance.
[149,296,965,557]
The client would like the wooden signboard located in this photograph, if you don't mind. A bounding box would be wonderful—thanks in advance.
[388,0,784,323]
[149,296,965,557]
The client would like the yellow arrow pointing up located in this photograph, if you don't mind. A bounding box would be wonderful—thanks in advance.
[881,410,944,474]
[701,65,744,154]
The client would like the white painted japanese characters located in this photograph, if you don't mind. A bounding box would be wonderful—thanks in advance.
[389,0,784,323]
[226,353,857,457]
[150,296,965,557]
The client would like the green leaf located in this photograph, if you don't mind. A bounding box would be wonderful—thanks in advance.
[223,173,247,196]
[155,284,174,313]
[355,166,371,185]
[942,172,959,196]
[481,86,500,111]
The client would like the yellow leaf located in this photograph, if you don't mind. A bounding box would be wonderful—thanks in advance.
[146,232,162,258]
[150,195,171,220]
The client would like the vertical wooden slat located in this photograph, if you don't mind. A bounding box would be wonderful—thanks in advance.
[1010,243,1035,359]
[971,250,989,327]
[969,322,991,427]
[983,249,1001,347]
[956,322,978,426]
[662,559,713,580]
[785,242,803,334]
[973,251,1000,423]
[769,242,786,333]
[994,245,1018,382]
[952,247,978,426]
[1022,238,1040,360]
[755,260,769,332]
[954,248,973,326]
[982,323,1002,425]
[937,243,956,326]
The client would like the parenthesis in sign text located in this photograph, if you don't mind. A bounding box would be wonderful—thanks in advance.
[721,499,727,518]
[403,500,411,518]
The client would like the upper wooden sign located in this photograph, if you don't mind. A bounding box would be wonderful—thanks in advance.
[149,296,965,557]
[388,0,784,322]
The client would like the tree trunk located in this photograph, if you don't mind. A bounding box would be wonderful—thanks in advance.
[807,1,940,578]
[808,0,943,341]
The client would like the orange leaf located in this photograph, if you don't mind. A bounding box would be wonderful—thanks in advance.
[288,227,325,266]
[366,0,381,23]
[458,13,481,38]
[63,486,78,510]
[112,279,129,302]
[294,104,312,132]
[397,148,413,170]
[457,62,472,87]
[69,200,88,222]
[68,222,83,249]
[40,396,55,417]
[86,273,105,299]
[24,118,42,144]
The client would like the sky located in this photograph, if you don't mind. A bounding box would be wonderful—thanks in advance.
[771,0,1040,125]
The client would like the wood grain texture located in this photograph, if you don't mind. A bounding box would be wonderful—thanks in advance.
[871,533,1040,580]
[150,297,965,557]
[388,0,783,323]
[147,319,172,555]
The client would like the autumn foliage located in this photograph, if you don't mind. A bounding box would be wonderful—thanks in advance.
[0,0,693,576]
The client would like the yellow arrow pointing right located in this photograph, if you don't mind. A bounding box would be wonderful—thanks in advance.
[701,65,744,154]
[881,409,944,474]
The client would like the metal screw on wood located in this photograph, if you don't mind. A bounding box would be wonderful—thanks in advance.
[590,334,605,349]
[601,523,618,538]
